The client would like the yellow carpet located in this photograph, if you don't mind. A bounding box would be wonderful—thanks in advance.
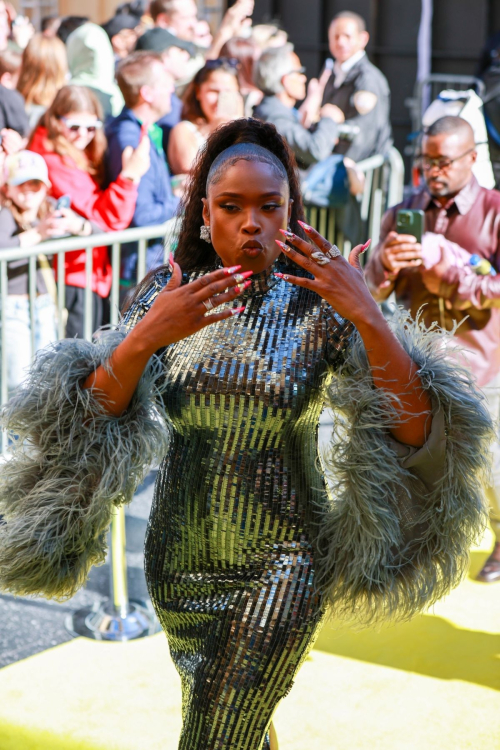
[0,530,498,750]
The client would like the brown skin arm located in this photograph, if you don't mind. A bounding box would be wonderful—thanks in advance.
[83,263,249,417]
[276,225,432,448]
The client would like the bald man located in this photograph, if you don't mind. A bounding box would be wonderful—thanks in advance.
[321,11,392,161]
[365,115,500,583]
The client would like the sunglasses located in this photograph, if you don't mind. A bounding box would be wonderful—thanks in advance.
[60,117,103,134]
[204,57,239,70]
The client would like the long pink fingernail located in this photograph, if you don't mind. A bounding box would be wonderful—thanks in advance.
[274,272,284,278]
[231,306,246,315]
[361,239,372,252]
[224,265,242,275]
[236,280,252,292]
[279,228,295,238]
[275,239,290,252]
[298,220,313,233]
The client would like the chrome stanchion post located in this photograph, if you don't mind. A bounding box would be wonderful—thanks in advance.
[111,505,129,618]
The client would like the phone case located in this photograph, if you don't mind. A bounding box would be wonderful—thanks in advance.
[396,209,424,244]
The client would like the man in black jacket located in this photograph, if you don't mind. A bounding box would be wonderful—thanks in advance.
[321,11,392,161]
[253,43,339,169]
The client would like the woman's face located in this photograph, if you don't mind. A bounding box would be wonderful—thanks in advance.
[59,110,101,151]
[196,70,239,123]
[203,159,292,273]
[6,180,48,213]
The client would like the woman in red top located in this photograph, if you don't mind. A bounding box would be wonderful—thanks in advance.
[29,84,150,337]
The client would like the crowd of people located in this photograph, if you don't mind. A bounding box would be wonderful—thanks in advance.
[0,1,499,585]
[0,2,393,374]
[0,5,499,749]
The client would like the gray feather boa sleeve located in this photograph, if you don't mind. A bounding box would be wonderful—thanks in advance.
[318,310,493,625]
[0,329,169,601]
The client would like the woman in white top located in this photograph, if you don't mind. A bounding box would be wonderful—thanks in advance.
[168,58,244,175]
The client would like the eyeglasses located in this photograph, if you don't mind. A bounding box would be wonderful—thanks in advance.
[60,117,103,134]
[285,66,306,76]
[204,57,239,70]
[419,147,475,172]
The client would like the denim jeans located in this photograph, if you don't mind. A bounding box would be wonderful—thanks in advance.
[4,294,57,392]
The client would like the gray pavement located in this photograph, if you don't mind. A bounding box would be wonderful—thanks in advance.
[0,413,334,670]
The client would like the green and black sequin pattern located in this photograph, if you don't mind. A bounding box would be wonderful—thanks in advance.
[123,262,353,750]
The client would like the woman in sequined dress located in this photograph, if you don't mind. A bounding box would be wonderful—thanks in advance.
[0,119,490,750]
[85,119,433,750]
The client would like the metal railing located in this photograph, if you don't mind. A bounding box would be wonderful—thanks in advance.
[304,147,405,258]
[0,222,172,641]
[0,146,404,638]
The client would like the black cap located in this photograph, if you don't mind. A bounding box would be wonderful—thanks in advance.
[135,27,196,57]
[102,14,138,40]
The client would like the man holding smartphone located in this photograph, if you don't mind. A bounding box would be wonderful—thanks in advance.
[365,115,500,583]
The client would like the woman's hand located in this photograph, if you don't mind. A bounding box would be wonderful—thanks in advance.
[211,91,245,129]
[274,223,377,327]
[275,223,432,447]
[134,261,250,355]
[49,207,91,237]
[84,262,250,417]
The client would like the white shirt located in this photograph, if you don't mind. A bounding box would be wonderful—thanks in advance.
[333,50,366,88]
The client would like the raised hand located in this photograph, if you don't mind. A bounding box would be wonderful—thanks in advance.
[84,263,250,417]
[135,262,250,352]
[274,222,432,446]
[273,222,378,326]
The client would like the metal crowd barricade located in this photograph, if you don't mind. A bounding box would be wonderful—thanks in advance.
[304,146,405,258]
[0,222,171,641]
[0,151,403,639]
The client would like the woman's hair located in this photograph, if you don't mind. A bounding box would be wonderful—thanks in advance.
[219,37,259,93]
[17,34,68,108]
[181,59,240,123]
[125,118,306,310]
[0,186,52,230]
[29,85,107,182]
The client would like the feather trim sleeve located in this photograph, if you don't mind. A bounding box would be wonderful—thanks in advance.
[0,328,169,601]
[317,310,493,625]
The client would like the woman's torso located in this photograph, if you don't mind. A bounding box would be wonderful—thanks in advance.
[125,265,352,577]
[29,126,114,297]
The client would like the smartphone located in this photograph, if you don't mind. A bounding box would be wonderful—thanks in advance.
[55,195,71,211]
[396,209,424,244]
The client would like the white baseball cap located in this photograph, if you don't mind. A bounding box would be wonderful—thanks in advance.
[4,150,51,188]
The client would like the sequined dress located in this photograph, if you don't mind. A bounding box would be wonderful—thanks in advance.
[124,263,353,750]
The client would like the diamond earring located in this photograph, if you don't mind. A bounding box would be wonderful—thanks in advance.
[200,225,211,243]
